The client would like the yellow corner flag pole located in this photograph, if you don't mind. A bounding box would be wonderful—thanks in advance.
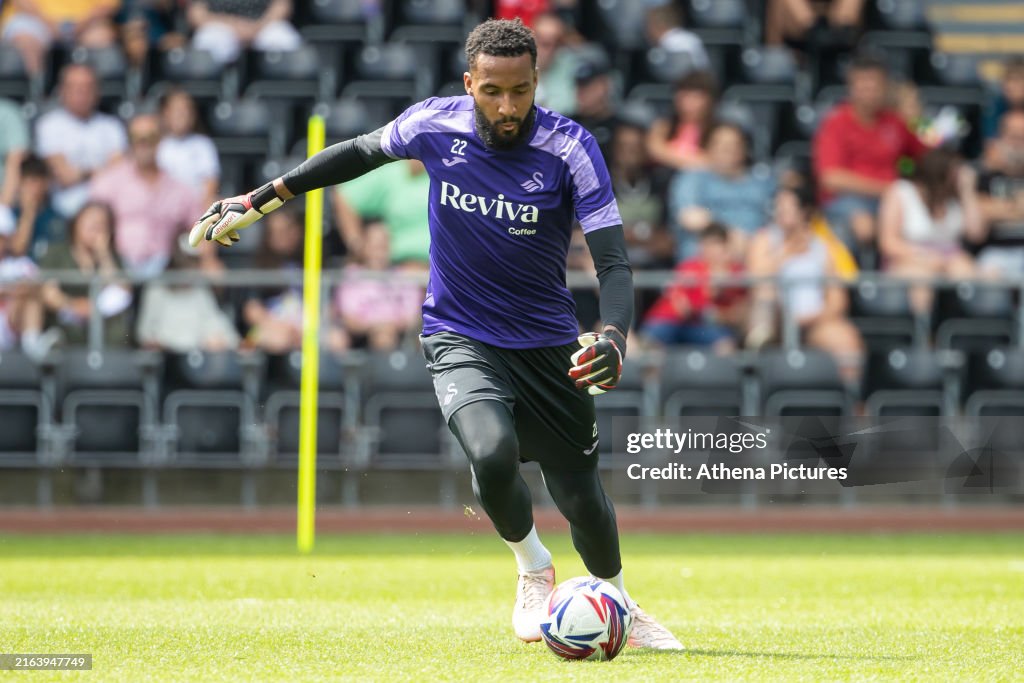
[298,114,326,553]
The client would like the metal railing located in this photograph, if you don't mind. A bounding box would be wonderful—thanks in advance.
[11,267,1024,351]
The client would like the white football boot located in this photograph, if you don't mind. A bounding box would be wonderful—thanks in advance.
[512,566,555,642]
[627,603,685,650]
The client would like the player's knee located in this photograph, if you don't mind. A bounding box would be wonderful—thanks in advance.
[465,429,519,490]
[560,489,612,527]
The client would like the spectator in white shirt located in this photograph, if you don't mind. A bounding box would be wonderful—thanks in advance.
[34,64,127,218]
[156,87,220,205]
[188,0,302,65]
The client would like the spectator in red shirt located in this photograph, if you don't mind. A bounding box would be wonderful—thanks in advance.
[813,53,927,258]
[641,222,746,352]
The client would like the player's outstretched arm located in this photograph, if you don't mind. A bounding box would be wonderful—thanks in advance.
[568,225,634,395]
[189,127,395,247]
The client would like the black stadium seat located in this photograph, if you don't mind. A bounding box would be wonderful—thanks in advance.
[645,47,701,83]
[0,351,51,464]
[207,98,286,160]
[869,0,929,31]
[157,47,229,101]
[0,44,36,100]
[357,350,448,468]
[69,46,128,100]
[400,0,465,26]
[592,0,648,51]
[964,348,1024,416]
[57,349,161,464]
[863,348,961,416]
[317,97,393,142]
[163,351,265,465]
[849,280,918,352]
[757,349,850,416]
[342,42,423,113]
[688,0,745,30]
[245,45,329,104]
[934,283,1016,352]
[740,46,799,85]
[301,0,382,46]
[659,348,745,416]
[264,350,350,465]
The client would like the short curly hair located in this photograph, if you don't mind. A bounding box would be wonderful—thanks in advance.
[465,18,536,70]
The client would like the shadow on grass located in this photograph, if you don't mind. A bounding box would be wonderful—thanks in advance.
[683,648,918,662]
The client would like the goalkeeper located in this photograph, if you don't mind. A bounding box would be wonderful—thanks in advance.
[191,18,682,650]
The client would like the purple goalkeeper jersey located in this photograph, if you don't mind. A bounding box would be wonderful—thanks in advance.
[379,95,622,349]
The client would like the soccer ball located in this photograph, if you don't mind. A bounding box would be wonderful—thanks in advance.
[540,577,633,661]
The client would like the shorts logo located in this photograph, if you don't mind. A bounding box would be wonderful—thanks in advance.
[583,439,599,456]
[443,382,458,406]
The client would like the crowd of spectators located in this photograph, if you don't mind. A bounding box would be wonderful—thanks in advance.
[0,0,1020,386]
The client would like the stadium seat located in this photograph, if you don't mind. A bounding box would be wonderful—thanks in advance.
[863,348,962,416]
[923,52,984,88]
[356,349,451,470]
[861,30,933,80]
[849,280,918,352]
[688,0,745,30]
[245,45,331,105]
[69,46,128,100]
[934,283,1016,352]
[793,102,823,142]
[342,42,425,112]
[157,47,233,102]
[718,93,784,161]
[0,44,38,100]
[313,97,393,143]
[869,0,928,31]
[207,98,286,160]
[756,349,850,416]
[592,0,648,51]
[665,0,739,83]
[392,0,467,45]
[0,351,52,465]
[659,348,746,416]
[56,349,161,464]
[263,350,351,465]
[918,86,985,158]
[740,46,799,85]
[964,348,1024,416]
[399,0,465,26]
[644,47,701,83]
[301,0,383,47]
[163,350,266,466]
[625,82,675,117]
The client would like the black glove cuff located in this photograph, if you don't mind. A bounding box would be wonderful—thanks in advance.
[251,181,286,214]
[603,328,627,360]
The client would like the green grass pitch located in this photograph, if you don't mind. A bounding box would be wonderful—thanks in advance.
[1,532,1022,682]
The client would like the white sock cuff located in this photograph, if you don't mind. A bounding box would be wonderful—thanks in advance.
[505,525,552,574]
[598,568,634,607]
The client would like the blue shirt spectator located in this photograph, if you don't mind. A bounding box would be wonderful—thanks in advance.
[668,121,775,260]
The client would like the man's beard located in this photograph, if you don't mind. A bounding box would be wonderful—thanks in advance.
[474,103,536,150]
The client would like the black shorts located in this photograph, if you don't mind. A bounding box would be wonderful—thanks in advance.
[421,331,599,471]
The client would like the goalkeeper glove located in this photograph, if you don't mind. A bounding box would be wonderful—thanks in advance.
[568,328,626,395]
[188,181,288,248]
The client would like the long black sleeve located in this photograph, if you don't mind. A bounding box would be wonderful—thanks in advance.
[584,224,634,346]
[280,126,395,195]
